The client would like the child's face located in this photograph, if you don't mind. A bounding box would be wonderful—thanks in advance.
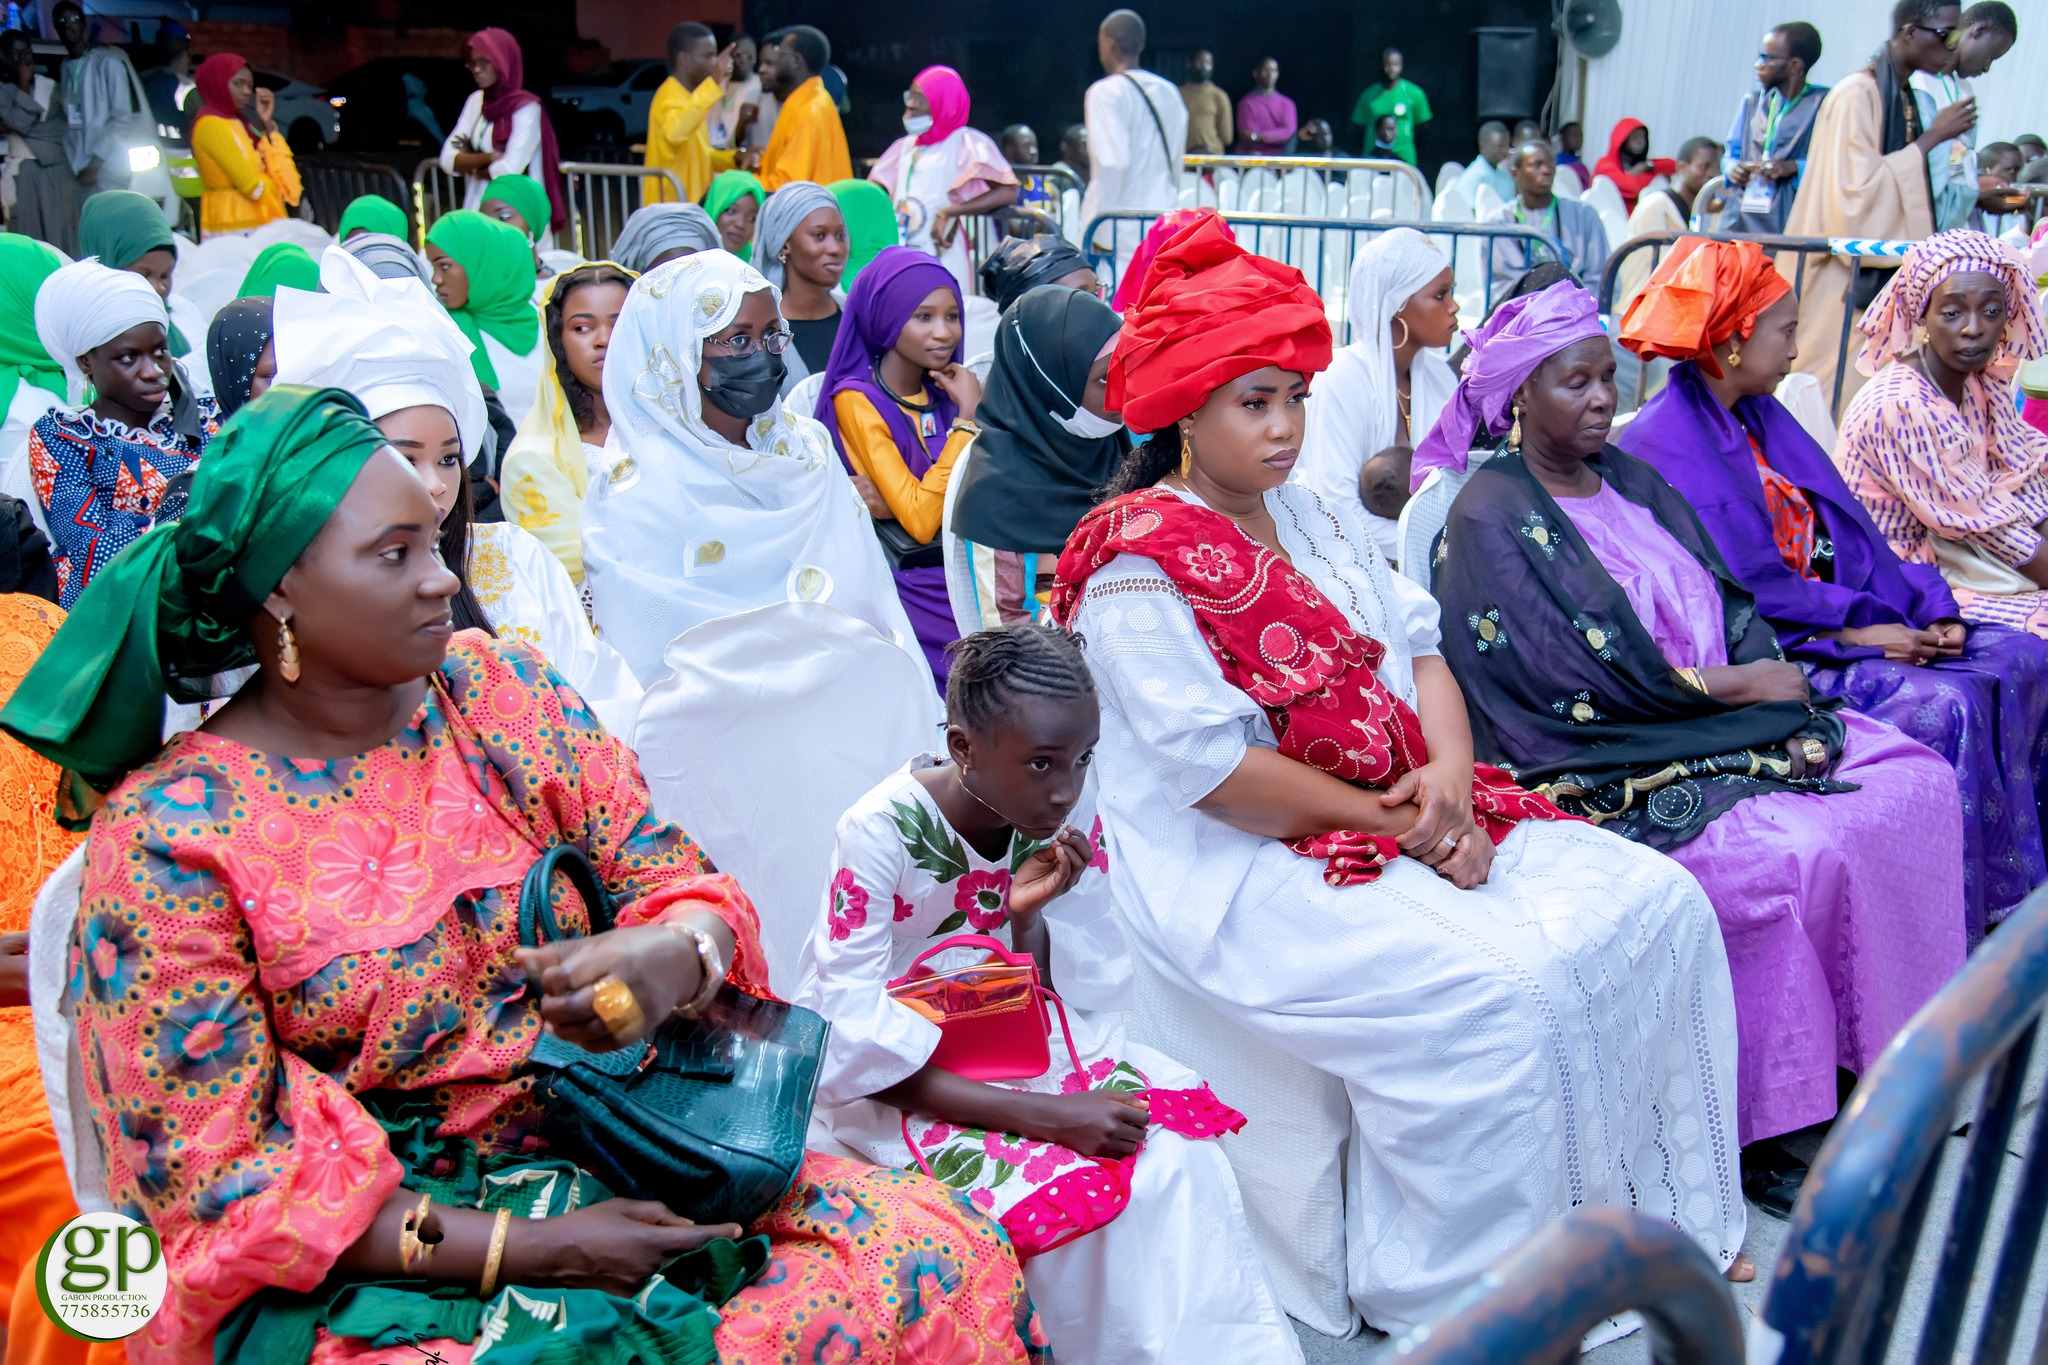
[1983,151,2024,184]
[949,695,1100,840]
[1376,117,1397,143]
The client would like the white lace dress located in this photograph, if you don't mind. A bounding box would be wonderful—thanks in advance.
[468,521,642,739]
[1068,480,1746,1334]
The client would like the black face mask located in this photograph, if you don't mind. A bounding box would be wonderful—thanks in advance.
[701,347,786,420]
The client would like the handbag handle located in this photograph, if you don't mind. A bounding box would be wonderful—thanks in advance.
[900,932,1030,977]
[518,844,618,949]
[899,987,1092,1181]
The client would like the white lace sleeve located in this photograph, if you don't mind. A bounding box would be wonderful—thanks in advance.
[1071,554,1263,810]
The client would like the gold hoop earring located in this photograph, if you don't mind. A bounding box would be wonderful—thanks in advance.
[1391,313,1411,349]
[1178,428,1193,479]
[277,617,301,684]
[1507,402,1522,451]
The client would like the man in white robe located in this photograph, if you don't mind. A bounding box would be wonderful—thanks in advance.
[0,29,76,253]
[1079,9,1186,270]
[53,2,150,200]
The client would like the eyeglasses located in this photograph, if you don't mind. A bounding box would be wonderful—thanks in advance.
[707,329,794,357]
[1911,23,1963,48]
[1755,51,1786,64]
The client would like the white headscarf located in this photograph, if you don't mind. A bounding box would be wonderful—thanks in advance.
[1295,228,1458,562]
[33,259,170,402]
[269,247,489,459]
[582,249,921,686]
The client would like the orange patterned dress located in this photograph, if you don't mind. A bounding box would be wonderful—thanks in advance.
[74,631,1045,1365]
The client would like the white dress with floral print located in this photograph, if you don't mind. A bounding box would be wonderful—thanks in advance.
[467,521,642,739]
[795,757,1301,1365]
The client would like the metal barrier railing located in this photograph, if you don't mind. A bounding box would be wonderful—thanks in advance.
[560,163,687,263]
[1598,230,1917,413]
[296,154,410,237]
[1083,210,1562,342]
[411,156,467,247]
[1183,155,1432,223]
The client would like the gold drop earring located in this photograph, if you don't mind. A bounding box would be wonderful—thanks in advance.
[278,617,301,684]
[1178,428,1193,479]
[1725,333,1742,368]
[1507,402,1522,451]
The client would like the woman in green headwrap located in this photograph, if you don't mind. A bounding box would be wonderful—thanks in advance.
[0,234,66,488]
[828,177,901,283]
[236,241,322,299]
[0,383,1044,1365]
[77,190,196,359]
[425,208,543,415]
[703,168,766,260]
[480,172,552,245]
[337,193,410,242]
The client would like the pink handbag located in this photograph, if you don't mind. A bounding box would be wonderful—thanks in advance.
[886,934,1081,1081]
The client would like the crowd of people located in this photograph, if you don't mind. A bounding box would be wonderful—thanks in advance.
[0,3,2043,1364]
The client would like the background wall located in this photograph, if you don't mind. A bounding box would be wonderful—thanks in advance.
[1574,0,2045,167]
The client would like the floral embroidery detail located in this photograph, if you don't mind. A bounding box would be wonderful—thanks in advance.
[289,1084,387,1211]
[1178,540,1239,585]
[888,797,971,883]
[1086,816,1109,873]
[953,869,1010,930]
[1551,690,1604,725]
[1520,511,1558,559]
[828,868,870,941]
[1468,605,1508,653]
[1571,613,1621,662]
[893,893,917,922]
[305,814,430,922]
[467,532,515,608]
[633,344,690,420]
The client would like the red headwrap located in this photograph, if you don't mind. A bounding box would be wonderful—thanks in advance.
[193,53,254,134]
[1109,208,1219,312]
[1617,236,1791,379]
[466,27,567,232]
[1106,211,1333,434]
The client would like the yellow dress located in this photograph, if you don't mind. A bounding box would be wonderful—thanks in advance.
[191,113,301,235]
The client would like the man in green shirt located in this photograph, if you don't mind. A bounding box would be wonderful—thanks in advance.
[1351,47,1432,164]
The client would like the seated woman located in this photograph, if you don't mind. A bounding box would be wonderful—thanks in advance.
[1621,237,2048,941]
[29,260,220,607]
[753,180,848,392]
[584,250,919,687]
[1425,279,1967,1211]
[1296,227,1460,567]
[707,169,768,261]
[819,245,979,682]
[949,285,1126,629]
[1835,230,2048,638]
[1058,215,1748,1334]
[504,263,635,583]
[831,178,902,283]
[611,201,720,273]
[189,52,302,239]
[204,297,277,417]
[978,235,1100,313]
[237,241,321,299]
[273,246,641,738]
[0,384,1046,1365]
[77,190,207,390]
[480,172,584,297]
[337,193,410,243]
[426,208,544,420]
[797,624,1298,1364]
[0,236,66,530]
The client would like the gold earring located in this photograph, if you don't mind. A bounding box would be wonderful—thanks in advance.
[1726,334,1742,368]
[1391,313,1411,349]
[1915,323,1930,349]
[1178,428,1193,479]
[1507,403,1522,451]
[277,617,301,684]
[778,247,790,263]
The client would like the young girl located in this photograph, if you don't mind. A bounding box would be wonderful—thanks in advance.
[796,624,1300,1365]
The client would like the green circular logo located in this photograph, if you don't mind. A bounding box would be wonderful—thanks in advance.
[33,1212,168,1341]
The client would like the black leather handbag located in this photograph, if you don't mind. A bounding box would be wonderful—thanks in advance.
[517,845,828,1226]
[873,516,945,570]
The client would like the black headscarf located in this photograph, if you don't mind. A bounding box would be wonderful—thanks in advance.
[978,236,1092,313]
[205,297,276,417]
[1431,444,1852,850]
[951,286,1126,553]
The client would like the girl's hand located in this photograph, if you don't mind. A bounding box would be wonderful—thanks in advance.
[503,1200,743,1296]
[1022,1091,1150,1159]
[516,925,700,1050]
[928,362,982,422]
[850,473,891,520]
[1008,825,1091,918]
[1382,757,1477,867]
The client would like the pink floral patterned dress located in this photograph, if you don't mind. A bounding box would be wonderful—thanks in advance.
[793,757,1303,1363]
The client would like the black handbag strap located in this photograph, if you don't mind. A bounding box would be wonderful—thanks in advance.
[518,844,618,949]
[1121,72,1175,171]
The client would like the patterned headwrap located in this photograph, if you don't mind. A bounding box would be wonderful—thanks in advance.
[1857,229,2048,379]
[1618,237,1791,379]
[1411,280,1609,486]
[1106,210,1331,435]
[0,386,389,798]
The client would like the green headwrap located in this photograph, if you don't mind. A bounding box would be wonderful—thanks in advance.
[338,194,410,242]
[425,209,540,392]
[0,385,389,799]
[76,191,190,356]
[480,173,551,244]
[828,178,900,283]
[0,233,65,421]
[238,243,322,299]
[703,170,766,263]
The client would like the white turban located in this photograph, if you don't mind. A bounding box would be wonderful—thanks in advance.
[33,259,171,402]
[270,246,489,460]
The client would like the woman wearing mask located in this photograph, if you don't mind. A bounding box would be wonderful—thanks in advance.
[868,65,1017,296]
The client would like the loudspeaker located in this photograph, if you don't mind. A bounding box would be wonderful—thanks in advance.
[1474,27,1542,122]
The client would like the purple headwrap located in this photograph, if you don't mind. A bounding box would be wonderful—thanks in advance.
[1411,280,1610,490]
[816,245,964,477]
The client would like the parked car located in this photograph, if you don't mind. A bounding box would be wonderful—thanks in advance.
[550,59,665,144]
[252,68,341,154]
[323,57,476,154]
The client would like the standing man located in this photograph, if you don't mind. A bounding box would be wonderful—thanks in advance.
[753,25,850,191]
[53,1,150,200]
[0,27,75,250]
[1722,22,1827,234]
[1482,138,1609,300]
[1234,57,1296,155]
[1911,1,2017,232]
[1785,0,1974,408]
[1057,123,1090,189]
[139,21,190,140]
[1080,9,1186,262]
[744,39,780,154]
[1351,47,1431,165]
[644,23,736,203]
[709,33,759,152]
[1179,49,1230,156]
[1454,120,1515,203]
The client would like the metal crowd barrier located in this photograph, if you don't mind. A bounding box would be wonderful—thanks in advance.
[957,206,1066,288]
[560,163,687,263]
[1083,210,1562,342]
[410,156,466,247]
[1598,230,1917,413]
[1183,154,1432,224]
[294,154,409,237]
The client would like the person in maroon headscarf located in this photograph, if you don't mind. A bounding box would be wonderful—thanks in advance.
[439,27,565,234]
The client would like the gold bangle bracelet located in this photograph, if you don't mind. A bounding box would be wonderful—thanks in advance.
[480,1208,512,1299]
[1677,666,1708,694]
[398,1192,433,1273]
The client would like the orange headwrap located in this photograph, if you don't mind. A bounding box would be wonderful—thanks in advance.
[1107,211,1333,434]
[1617,237,1791,379]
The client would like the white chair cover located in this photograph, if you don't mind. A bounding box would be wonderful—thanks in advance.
[1470,182,1504,219]
[631,601,939,993]
[1434,160,1463,198]
[1430,184,1473,224]
[1582,175,1628,224]
[29,846,109,1211]
[1552,170,1582,200]
[941,436,983,637]
[783,370,825,425]
[1397,453,1494,588]
[1776,371,1841,453]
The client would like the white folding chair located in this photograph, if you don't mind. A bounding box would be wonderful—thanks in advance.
[1471,182,1504,219]
[29,847,109,1212]
[1582,175,1627,224]
[631,602,938,993]
[1213,166,1241,212]
[941,437,986,637]
[1552,170,1582,200]
[1434,160,1463,198]
[1775,371,1841,454]
[1397,452,1495,588]
[1431,183,1473,224]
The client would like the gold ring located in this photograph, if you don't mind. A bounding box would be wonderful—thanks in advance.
[1800,738,1827,767]
[590,976,646,1038]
